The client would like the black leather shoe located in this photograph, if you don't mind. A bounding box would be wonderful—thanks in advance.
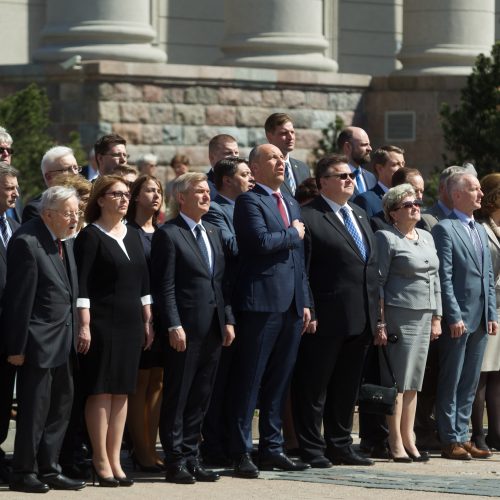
[10,473,50,493]
[307,455,332,468]
[328,448,374,466]
[61,462,91,480]
[186,460,220,482]
[165,464,196,484]
[233,453,259,478]
[259,452,311,471]
[114,475,134,486]
[369,443,390,459]
[40,473,86,490]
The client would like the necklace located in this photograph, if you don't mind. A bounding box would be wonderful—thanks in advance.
[393,223,418,241]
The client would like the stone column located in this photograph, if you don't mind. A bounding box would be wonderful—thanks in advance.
[218,0,337,72]
[397,0,495,75]
[33,0,166,63]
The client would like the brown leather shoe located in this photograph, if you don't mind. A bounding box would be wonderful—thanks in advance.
[441,443,472,460]
[462,441,493,459]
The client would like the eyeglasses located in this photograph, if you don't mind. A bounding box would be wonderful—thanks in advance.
[0,147,13,155]
[322,172,357,180]
[49,209,83,219]
[50,166,82,174]
[395,200,423,210]
[104,152,130,159]
[105,191,131,200]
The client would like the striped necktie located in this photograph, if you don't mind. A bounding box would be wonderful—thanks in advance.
[339,206,367,261]
[0,215,10,248]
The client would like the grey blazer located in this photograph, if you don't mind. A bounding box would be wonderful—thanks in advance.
[481,221,500,307]
[376,227,441,314]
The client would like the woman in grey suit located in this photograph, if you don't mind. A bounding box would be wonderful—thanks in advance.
[471,173,500,451]
[374,184,442,462]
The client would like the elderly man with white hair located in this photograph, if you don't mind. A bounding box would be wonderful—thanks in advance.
[22,146,81,223]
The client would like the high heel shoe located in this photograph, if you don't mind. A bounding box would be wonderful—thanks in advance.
[388,449,412,463]
[130,452,163,473]
[91,464,119,487]
[404,448,430,462]
[485,435,500,451]
[114,475,134,487]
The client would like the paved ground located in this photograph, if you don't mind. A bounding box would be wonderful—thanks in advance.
[2,446,499,499]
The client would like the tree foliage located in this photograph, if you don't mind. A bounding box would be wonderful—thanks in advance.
[312,116,345,162]
[440,42,500,177]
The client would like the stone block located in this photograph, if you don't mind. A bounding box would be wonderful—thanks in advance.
[112,83,143,102]
[282,90,306,108]
[337,111,355,126]
[97,122,113,137]
[142,125,163,145]
[112,123,141,144]
[99,83,115,100]
[311,110,337,130]
[120,102,150,123]
[236,107,271,127]
[296,129,323,150]
[182,146,210,167]
[240,91,263,106]
[247,128,267,147]
[174,104,205,125]
[288,109,313,129]
[164,87,185,103]
[262,90,282,107]
[206,105,236,126]
[218,87,243,105]
[163,125,184,145]
[143,84,164,102]
[150,145,179,164]
[329,92,363,111]
[98,102,120,123]
[149,104,174,124]
[305,92,328,109]
[184,86,219,105]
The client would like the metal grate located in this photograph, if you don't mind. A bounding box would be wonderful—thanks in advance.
[385,111,416,142]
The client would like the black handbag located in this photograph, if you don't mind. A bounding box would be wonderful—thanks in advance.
[358,346,398,416]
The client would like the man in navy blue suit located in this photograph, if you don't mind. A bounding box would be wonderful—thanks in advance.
[229,144,311,478]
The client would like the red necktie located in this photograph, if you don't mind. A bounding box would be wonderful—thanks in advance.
[272,193,290,227]
[56,239,64,260]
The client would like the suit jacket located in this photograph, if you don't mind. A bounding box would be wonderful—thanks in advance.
[233,184,310,315]
[151,216,234,340]
[0,216,20,322]
[353,183,385,218]
[350,165,377,200]
[0,217,78,368]
[432,214,497,333]
[281,156,311,197]
[481,221,500,308]
[301,196,379,336]
[21,193,42,224]
[420,201,449,232]
[203,194,238,258]
[206,168,218,200]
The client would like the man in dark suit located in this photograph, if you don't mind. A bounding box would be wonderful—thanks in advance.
[22,146,81,223]
[292,154,379,468]
[432,171,497,460]
[0,163,20,482]
[353,145,404,457]
[0,127,22,222]
[229,143,311,478]
[338,127,376,199]
[1,186,85,493]
[206,134,240,199]
[80,148,98,181]
[201,157,253,465]
[151,172,235,484]
[265,113,310,198]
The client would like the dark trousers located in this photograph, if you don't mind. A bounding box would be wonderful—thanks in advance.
[358,344,389,445]
[200,342,235,458]
[292,332,369,459]
[229,307,302,457]
[0,358,16,447]
[159,316,222,466]
[12,360,73,476]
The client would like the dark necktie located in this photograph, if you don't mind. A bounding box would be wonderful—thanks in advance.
[339,206,368,261]
[0,216,9,248]
[272,193,290,227]
[285,160,296,195]
[468,220,483,269]
[56,239,64,261]
[194,224,211,272]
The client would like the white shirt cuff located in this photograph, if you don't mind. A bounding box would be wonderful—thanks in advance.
[141,295,153,306]
[77,298,90,308]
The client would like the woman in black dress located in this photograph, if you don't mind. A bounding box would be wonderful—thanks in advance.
[125,175,165,471]
[74,175,153,486]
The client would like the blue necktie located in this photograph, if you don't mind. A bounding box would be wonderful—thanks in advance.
[353,168,365,194]
[285,160,296,195]
[194,224,211,272]
[339,206,368,261]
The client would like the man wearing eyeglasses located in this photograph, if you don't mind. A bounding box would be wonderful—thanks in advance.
[292,154,379,468]
[94,133,129,176]
[1,186,85,493]
[22,146,81,224]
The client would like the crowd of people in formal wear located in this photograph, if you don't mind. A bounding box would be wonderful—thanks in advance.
[0,112,498,493]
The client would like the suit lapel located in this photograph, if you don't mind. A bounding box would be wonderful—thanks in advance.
[176,216,212,276]
[450,218,481,270]
[253,185,288,228]
[483,222,500,253]
[350,202,373,256]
